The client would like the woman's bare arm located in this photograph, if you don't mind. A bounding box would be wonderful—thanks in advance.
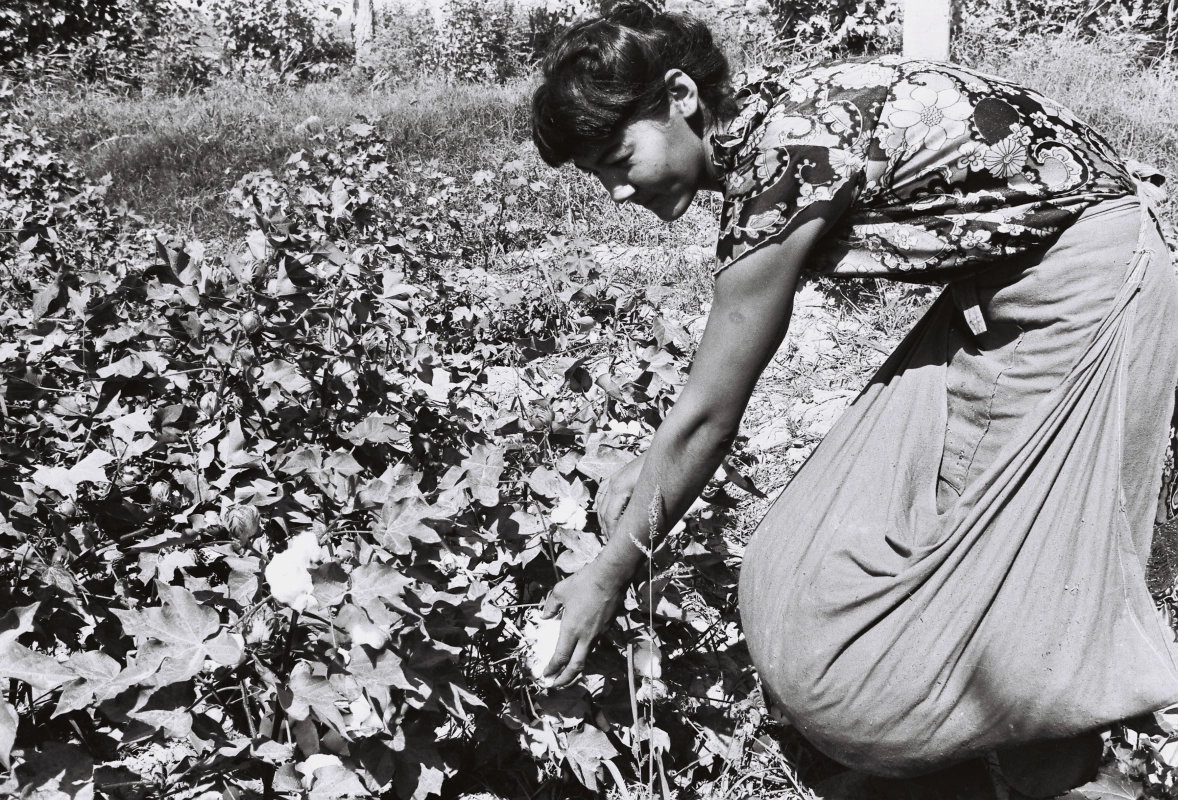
[542,194,853,686]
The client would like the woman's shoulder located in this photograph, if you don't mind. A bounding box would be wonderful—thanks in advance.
[711,56,898,174]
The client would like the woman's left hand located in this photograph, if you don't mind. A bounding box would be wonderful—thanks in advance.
[540,557,626,686]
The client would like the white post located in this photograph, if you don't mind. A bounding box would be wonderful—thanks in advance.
[354,0,373,66]
[903,0,952,61]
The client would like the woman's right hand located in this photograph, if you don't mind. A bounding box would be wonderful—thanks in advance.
[596,453,646,537]
[541,556,627,686]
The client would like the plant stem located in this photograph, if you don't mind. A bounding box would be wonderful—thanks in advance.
[269,609,300,743]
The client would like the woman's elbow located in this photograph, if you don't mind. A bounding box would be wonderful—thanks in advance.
[671,404,741,458]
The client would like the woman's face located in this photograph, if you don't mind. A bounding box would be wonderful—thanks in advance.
[572,71,718,222]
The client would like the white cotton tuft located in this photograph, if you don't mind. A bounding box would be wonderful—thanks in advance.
[550,497,587,530]
[349,621,389,649]
[297,754,342,787]
[287,529,325,566]
[521,610,562,684]
[265,531,324,611]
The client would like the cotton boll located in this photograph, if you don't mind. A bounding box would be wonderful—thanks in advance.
[297,754,342,788]
[522,610,562,684]
[265,534,322,611]
[287,530,324,566]
[346,697,382,731]
[550,497,587,530]
[349,621,389,649]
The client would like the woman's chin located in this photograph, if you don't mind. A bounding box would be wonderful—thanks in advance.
[649,194,692,222]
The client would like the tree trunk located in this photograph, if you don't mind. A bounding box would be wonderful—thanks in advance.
[903,0,951,61]
[354,0,373,66]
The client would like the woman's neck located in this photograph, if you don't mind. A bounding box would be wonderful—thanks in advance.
[699,123,725,195]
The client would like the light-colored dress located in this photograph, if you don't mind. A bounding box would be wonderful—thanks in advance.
[717,57,1178,775]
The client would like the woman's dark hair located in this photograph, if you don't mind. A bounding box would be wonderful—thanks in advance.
[531,2,738,167]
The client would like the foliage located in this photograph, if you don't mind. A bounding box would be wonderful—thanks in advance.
[761,0,900,55]
[414,0,602,85]
[961,0,1178,58]
[0,0,144,67]
[0,91,127,290]
[0,109,775,799]
[207,0,353,81]
[423,0,527,84]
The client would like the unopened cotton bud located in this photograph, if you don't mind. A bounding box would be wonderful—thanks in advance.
[198,391,218,416]
[150,481,172,506]
[240,310,263,334]
[225,504,261,540]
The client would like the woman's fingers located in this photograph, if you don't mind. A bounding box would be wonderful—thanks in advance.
[550,638,591,687]
[541,589,564,619]
[543,615,580,680]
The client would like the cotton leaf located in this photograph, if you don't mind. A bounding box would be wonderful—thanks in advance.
[30,466,77,497]
[350,647,413,693]
[260,359,312,394]
[406,764,445,800]
[309,765,370,799]
[1072,772,1141,800]
[109,410,153,444]
[349,621,388,649]
[289,663,347,733]
[71,449,115,484]
[324,450,364,477]
[0,642,75,690]
[13,742,93,799]
[462,444,505,507]
[344,415,409,444]
[205,630,245,667]
[526,467,565,498]
[373,498,439,554]
[114,584,223,681]
[218,417,249,466]
[555,528,602,573]
[349,562,413,612]
[97,353,145,378]
[575,445,630,483]
[34,450,116,497]
[0,603,38,647]
[54,651,122,717]
[564,726,618,791]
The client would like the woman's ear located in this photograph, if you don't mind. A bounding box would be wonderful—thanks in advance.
[664,68,701,119]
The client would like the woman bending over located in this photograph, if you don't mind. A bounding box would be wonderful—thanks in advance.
[531,4,1178,797]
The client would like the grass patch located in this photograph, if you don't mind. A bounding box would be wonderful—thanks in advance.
[15,77,532,236]
[14,30,1178,263]
[14,72,718,270]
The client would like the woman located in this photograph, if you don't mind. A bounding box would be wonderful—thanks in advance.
[530,4,1178,796]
